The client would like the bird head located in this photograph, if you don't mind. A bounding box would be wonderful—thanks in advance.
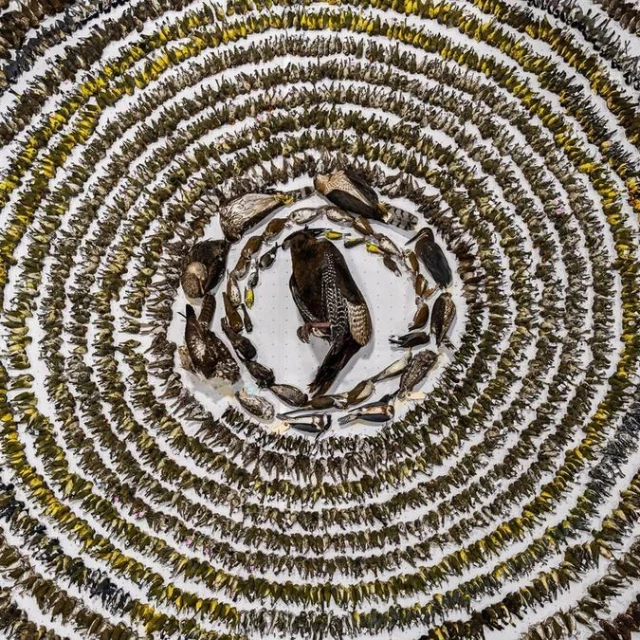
[282,228,324,251]
[406,227,434,245]
[181,262,207,297]
[314,174,329,194]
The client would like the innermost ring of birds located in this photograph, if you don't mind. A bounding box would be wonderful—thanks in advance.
[178,167,458,436]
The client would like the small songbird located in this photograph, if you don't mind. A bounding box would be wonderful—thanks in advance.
[284,229,372,396]
[181,239,229,298]
[431,292,456,346]
[220,192,294,242]
[398,349,438,398]
[338,395,395,425]
[406,227,452,288]
[184,304,240,383]
[314,168,417,230]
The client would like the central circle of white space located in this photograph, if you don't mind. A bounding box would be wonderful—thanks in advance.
[169,181,465,421]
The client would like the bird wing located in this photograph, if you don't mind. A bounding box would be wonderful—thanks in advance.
[421,243,452,287]
[322,243,372,346]
[289,275,321,325]
[185,306,208,367]
[342,168,379,205]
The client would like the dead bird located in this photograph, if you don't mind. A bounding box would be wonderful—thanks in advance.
[344,236,366,249]
[309,394,349,410]
[409,303,429,331]
[269,383,309,407]
[198,294,216,327]
[244,359,276,388]
[181,239,229,298]
[325,207,355,225]
[399,349,438,398]
[263,217,289,242]
[431,292,456,346]
[338,395,396,425]
[184,305,239,383]
[343,379,375,406]
[372,350,412,382]
[239,304,253,333]
[285,229,372,396]
[222,292,244,333]
[259,244,279,270]
[407,227,452,288]
[226,273,242,308]
[314,168,417,229]
[289,207,324,225]
[221,317,257,360]
[383,255,402,276]
[236,389,275,422]
[220,192,294,242]
[289,414,332,436]
[390,331,430,348]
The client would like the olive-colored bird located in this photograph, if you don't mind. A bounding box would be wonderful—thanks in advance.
[406,227,452,288]
[284,229,372,396]
[181,239,229,298]
[314,169,417,230]
[184,304,240,383]
[219,192,294,242]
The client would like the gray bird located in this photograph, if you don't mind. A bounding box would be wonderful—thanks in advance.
[314,168,417,230]
[284,228,372,396]
[181,239,229,298]
[220,192,294,242]
[406,227,452,288]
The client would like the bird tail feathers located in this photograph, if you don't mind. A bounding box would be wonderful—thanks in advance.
[379,203,418,230]
[309,337,360,397]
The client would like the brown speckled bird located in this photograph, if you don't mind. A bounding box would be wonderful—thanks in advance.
[284,229,372,396]
[181,239,229,298]
[184,304,240,383]
[219,192,294,242]
[314,168,417,230]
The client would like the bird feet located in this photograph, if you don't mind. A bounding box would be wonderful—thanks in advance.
[297,322,330,343]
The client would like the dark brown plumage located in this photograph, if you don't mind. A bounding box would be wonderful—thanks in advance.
[181,239,229,298]
[406,227,452,288]
[285,229,372,396]
[314,169,417,230]
[184,304,239,382]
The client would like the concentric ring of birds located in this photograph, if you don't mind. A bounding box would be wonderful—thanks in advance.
[1,1,640,639]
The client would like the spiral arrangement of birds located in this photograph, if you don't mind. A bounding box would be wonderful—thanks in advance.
[1,1,640,639]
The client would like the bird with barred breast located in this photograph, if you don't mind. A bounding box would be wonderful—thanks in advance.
[284,229,372,396]
[314,168,417,230]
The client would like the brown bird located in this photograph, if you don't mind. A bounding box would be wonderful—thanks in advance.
[431,292,456,346]
[406,227,452,288]
[219,192,294,242]
[284,229,372,396]
[314,168,417,230]
[184,304,240,383]
[181,239,229,298]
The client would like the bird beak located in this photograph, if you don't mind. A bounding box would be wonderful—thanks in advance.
[199,280,205,296]
[405,232,421,246]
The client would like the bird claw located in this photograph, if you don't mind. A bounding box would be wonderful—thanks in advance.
[297,324,311,343]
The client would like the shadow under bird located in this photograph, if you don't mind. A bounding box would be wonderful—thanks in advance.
[406,227,452,288]
[220,192,294,242]
[314,168,417,230]
[184,304,240,383]
[181,239,229,298]
[284,228,372,397]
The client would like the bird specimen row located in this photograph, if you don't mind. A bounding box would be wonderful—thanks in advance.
[0,2,639,640]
